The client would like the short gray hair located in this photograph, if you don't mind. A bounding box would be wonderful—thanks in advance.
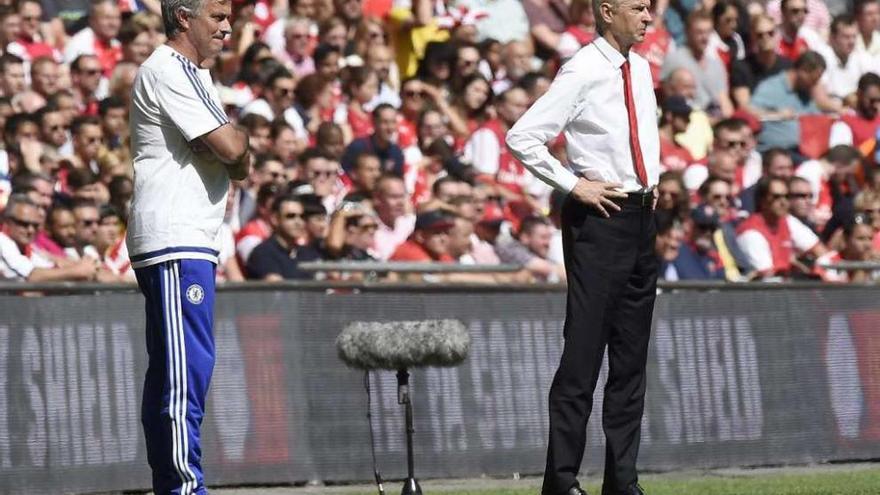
[161,0,204,38]
[4,193,37,218]
[592,0,622,35]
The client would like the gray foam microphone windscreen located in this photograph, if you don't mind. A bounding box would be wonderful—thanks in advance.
[336,319,470,370]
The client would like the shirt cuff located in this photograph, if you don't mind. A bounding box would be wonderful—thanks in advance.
[556,169,580,194]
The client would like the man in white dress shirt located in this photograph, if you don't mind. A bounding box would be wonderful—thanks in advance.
[506,1,658,494]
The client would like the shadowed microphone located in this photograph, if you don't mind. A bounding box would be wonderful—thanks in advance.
[336,319,469,495]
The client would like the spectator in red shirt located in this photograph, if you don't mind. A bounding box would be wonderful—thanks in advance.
[343,66,379,139]
[736,176,827,279]
[390,209,455,262]
[659,96,695,172]
[830,72,880,148]
[70,55,104,115]
[10,0,58,62]
[777,0,826,61]
[236,183,280,265]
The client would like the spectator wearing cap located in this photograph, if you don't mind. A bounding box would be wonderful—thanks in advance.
[815,215,880,282]
[63,0,122,77]
[246,194,322,280]
[495,215,564,282]
[659,96,695,172]
[731,14,793,111]
[739,147,795,212]
[661,67,714,160]
[673,204,729,280]
[736,176,826,279]
[341,104,405,176]
[774,0,829,61]
[0,54,26,98]
[371,173,415,259]
[816,14,876,106]
[751,50,826,155]
[830,73,880,149]
[389,209,455,262]
[854,0,880,58]
[1,194,98,282]
[660,10,734,118]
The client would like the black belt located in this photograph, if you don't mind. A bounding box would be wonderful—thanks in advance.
[614,191,654,208]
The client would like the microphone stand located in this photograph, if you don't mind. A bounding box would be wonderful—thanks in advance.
[397,368,422,495]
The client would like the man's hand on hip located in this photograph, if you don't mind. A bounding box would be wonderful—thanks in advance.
[569,177,627,217]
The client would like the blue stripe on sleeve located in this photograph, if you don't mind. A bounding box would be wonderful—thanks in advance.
[184,62,228,123]
[172,55,227,125]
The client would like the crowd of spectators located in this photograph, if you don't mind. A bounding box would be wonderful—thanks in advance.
[1,0,880,285]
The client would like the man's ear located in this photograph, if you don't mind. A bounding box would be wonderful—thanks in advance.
[175,7,192,33]
[599,1,614,26]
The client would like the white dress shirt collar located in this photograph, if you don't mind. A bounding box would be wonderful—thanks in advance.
[592,36,627,69]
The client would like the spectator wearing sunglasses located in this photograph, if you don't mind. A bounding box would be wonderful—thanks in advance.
[739,147,794,213]
[0,194,97,281]
[246,194,321,280]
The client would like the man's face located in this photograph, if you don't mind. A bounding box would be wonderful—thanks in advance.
[752,19,778,53]
[32,61,60,96]
[353,155,381,192]
[285,22,310,54]
[858,1,880,33]
[306,213,329,239]
[91,2,121,41]
[347,214,378,250]
[49,209,77,247]
[521,224,553,258]
[95,214,121,251]
[186,0,232,62]
[787,179,813,219]
[73,206,100,246]
[504,42,532,79]
[418,227,450,258]
[0,13,21,44]
[714,128,747,162]
[1,61,25,95]
[374,108,398,142]
[767,154,794,179]
[257,159,286,187]
[668,70,697,102]
[268,76,296,110]
[708,150,738,182]
[249,126,271,153]
[4,203,42,247]
[401,80,425,115]
[333,0,362,23]
[848,224,875,259]
[782,0,808,31]
[366,47,392,81]
[374,178,406,219]
[447,218,474,258]
[456,47,481,77]
[75,57,103,93]
[764,180,789,220]
[794,68,824,93]
[832,23,858,58]
[605,0,652,46]
[274,200,306,243]
[657,178,683,210]
[498,89,529,126]
[75,124,104,161]
[705,180,732,214]
[858,84,880,119]
[103,107,127,136]
[686,18,713,55]
[18,1,41,39]
[306,157,339,197]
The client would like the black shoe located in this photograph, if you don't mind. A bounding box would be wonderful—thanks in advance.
[620,483,644,495]
[567,485,589,495]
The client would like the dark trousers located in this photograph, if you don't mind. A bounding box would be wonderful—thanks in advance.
[542,197,658,495]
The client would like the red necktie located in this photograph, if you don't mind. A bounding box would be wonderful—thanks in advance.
[621,60,648,187]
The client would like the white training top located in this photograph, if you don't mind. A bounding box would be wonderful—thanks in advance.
[127,44,231,268]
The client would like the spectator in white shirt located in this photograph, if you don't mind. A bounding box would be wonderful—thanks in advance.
[818,14,878,103]
[854,0,880,58]
[371,173,415,260]
[0,194,97,281]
